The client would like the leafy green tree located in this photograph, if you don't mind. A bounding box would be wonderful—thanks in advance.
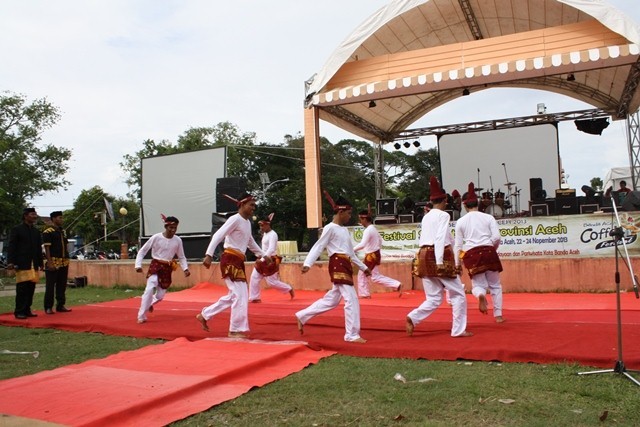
[590,177,603,191]
[0,91,71,236]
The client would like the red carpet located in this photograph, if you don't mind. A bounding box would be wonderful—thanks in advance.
[0,337,334,426]
[1,282,640,368]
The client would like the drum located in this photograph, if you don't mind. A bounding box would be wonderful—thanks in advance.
[485,203,503,218]
[494,191,505,207]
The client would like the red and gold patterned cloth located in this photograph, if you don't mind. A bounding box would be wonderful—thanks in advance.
[329,253,354,286]
[255,255,282,276]
[416,245,457,278]
[363,250,381,270]
[461,245,503,277]
[148,259,178,289]
[220,248,247,282]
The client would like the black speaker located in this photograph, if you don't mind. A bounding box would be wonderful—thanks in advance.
[555,197,578,215]
[621,191,640,211]
[216,177,247,212]
[376,198,398,216]
[529,178,546,202]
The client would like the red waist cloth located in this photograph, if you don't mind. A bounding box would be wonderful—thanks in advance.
[255,255,282,276]
[416,245,457,278]
[363,250,381,270]
[220,248,247,282]
[148,259,178,289]
[462,245,503,277]
[329,253,354,286]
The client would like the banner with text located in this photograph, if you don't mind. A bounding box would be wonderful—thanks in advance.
[348,211,640,260]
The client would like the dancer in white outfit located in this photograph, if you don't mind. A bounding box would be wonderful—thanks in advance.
[197,193,269,338]
[406,176,473,338]
[454,182,505,322]
[296,193,371,343]
[249,213,294,302]
[353,210,401,298]
[135,216,190,323]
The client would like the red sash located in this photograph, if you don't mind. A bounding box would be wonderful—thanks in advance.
[461,245,503,277]
[416,245,457,278]
[255,255,282,276]
[220,248,247,282]
[363,250,381,270]
[329,253,354,286]
[148,259,177,289]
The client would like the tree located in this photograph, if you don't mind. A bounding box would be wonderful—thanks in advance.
[590,177,603,191]
[0,91,71,236]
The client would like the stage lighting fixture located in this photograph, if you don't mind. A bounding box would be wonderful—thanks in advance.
[403,141,410,148]
[393,142,401,149]
[413,140,420,147]
[537,103,546,114]
[368,100,377,108]
[567,73,576,81]
[462,88,470,96]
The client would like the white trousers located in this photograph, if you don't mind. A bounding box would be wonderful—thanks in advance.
[249,269,293,301]
[201,278,249,333]
[407,276,468,337]
[357,266,400,297]
[470,270,503,317]
[137,275,167,321]
[296,284,362,342]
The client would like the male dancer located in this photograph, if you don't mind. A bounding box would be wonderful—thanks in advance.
[295,192,371,343]
[406,177,472,338]
[248,213,294,303]
[197,193,270,337]
[135,215,190,323]
[454,182,504,322]
[353,210,401,298]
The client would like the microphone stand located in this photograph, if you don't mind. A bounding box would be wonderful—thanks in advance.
[578,195,640,385]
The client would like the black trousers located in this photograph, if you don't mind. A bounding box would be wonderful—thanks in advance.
[44,266,69,310]
[15,281,36,316]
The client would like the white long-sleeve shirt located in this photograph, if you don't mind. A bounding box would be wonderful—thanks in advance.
[454,210,501,254]
[353,224,382,254]
[261,229,279,256]
[304,222,367,271]
[205,213,263,258]
[419,208,454,265]
[135,232,188,271]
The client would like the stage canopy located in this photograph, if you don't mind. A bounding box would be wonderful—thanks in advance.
[303,0,640,227]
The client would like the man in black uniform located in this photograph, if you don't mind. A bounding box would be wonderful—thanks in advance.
[42,211,72,314]
[7,207,44,319]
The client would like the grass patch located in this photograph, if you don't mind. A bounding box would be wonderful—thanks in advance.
[1,286,639,426]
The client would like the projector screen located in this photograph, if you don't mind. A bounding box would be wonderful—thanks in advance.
[141,147,227,236]
[439,124,560,213]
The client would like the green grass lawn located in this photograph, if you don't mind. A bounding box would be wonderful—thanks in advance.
[1,285,639,426]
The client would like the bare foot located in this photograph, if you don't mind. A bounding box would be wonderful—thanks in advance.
[360,296,371,299]
[250,299,262,303]
[349,337,367,343]
[228,331,247,338]
[495,316,505,323]
[196,314,209,332]
[296,317,304,335]
[478,294,488,314]
[454,331,474,337]
[148,305,154,313]
[405,316,414,336]
[137,319,146,324]
[289,289,295,300]
[396,284,403,298]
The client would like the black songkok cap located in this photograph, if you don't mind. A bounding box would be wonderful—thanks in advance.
[50,211,63,219]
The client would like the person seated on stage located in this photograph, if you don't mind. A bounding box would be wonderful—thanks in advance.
[619,180,632,194]
[450,189,462,219]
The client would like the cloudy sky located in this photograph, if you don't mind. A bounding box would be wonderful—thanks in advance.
[1,0,638,211]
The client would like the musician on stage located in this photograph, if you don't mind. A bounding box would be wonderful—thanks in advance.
[454,182,505,322]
